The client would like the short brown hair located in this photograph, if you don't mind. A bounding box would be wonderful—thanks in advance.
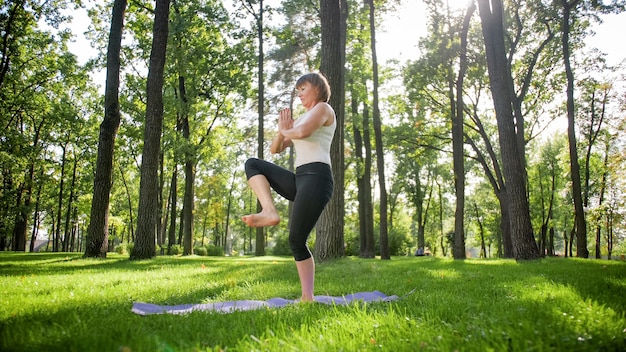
[296,73,331,103]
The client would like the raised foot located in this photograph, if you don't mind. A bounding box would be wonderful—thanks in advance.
[241,211,280,228]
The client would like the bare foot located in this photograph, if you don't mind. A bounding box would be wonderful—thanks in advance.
[241,210,280,227]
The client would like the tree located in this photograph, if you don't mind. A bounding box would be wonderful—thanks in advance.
[476,0,540,260]
[84,0,127,258]
[560,0,588,258]
[365,0,389,259]
[450,3,475,259]
[131,0,171,260]
[169,0,252,255]
[343,1,375,258]
[316,0,347,261]
[239,0,268,256]
[528,135,567,257]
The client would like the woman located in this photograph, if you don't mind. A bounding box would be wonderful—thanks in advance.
[242,72,336,302]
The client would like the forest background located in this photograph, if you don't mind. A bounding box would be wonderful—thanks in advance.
[1,0,625,262]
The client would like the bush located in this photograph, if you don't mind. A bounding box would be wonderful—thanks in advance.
[168,245,182,255]
[206,245,224,257]
[114,244,125,255]
[271,235,292,256]
[194,246,208,256]
[114,242,133,255]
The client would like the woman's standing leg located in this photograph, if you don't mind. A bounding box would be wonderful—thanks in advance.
[296,257,315,301]
[289,163,334,301]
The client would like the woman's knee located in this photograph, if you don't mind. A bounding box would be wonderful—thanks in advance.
[244,158,261,179]
[289,235,311,261]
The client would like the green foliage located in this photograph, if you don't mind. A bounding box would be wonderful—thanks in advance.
[270,234,292,256]
[1,254,626,351]
[115,243,129,255]
[168,245,183,255]
[194,246,208,256]
[206,245,224,257]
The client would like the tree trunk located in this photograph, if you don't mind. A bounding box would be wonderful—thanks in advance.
[595,139,609,259]
[84,0,127,258]
[561,0,588,258]
[477,0,539,260]
[352,90,367,256]
[11,190,26,251]
[55,143,67,252]
[254,0,266,256]
[451,4,474,259]
[365,0,388,260]
[177,74,195,256]
[118,163,135,242]
[496,189,511,258]
[29,170,44,252]
[437,182,446,257]
[466,111,512,258]
[182,158,194,255]
[63,156,78,252]
[131,0,170,260]
[353,96,375,258]
[167,167,177,254]
[473,203,487,258]
[315,0,347,261]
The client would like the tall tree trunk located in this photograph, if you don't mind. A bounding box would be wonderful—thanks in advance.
[451,4,474,259]
[118,163,135,242]
[606,210,613,259]
[561,0,587,258]
[55,143,67,252]
[176,74,195,256]
[437,182,446,257]
[224,169,237,254]
[63,155,78,252]
[363,98,375,257]
[595,139,609,259]
[11,190,26,251]
[247,0,266,256]
[477,0,539,260]
[473,203,487,258]
[29,169,44,252]
[84,0,127,258]
[131,0,171,260]
[496,190,510,258]
[352,86,367,256]
[14,118,44,252]
[466,112,512,258]
[353,93,375,258]
[316,0,347,261]
[182,159,194,255]
[167,167,178,253]
[365,0,388,259]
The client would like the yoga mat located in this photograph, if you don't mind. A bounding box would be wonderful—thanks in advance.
[132,290,398,315]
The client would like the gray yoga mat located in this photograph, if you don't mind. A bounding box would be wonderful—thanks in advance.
[132,290,399,315]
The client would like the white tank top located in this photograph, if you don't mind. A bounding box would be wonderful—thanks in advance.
[292,106,336,168]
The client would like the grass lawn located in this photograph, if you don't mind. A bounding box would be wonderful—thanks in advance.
[0,253,625,351]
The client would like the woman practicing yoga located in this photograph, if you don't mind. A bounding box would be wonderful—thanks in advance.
[242,72,336,302]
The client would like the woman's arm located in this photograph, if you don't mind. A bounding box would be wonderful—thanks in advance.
[269,108,294,154]
[269,132,292,154]
[279,103,333,140]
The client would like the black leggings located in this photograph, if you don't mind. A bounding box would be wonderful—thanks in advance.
[244,158,334,261]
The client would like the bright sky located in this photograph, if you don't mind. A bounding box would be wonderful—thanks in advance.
[65,1,626,78]
[377,1,626,65]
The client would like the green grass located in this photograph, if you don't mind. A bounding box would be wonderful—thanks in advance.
[1,253,625,351]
